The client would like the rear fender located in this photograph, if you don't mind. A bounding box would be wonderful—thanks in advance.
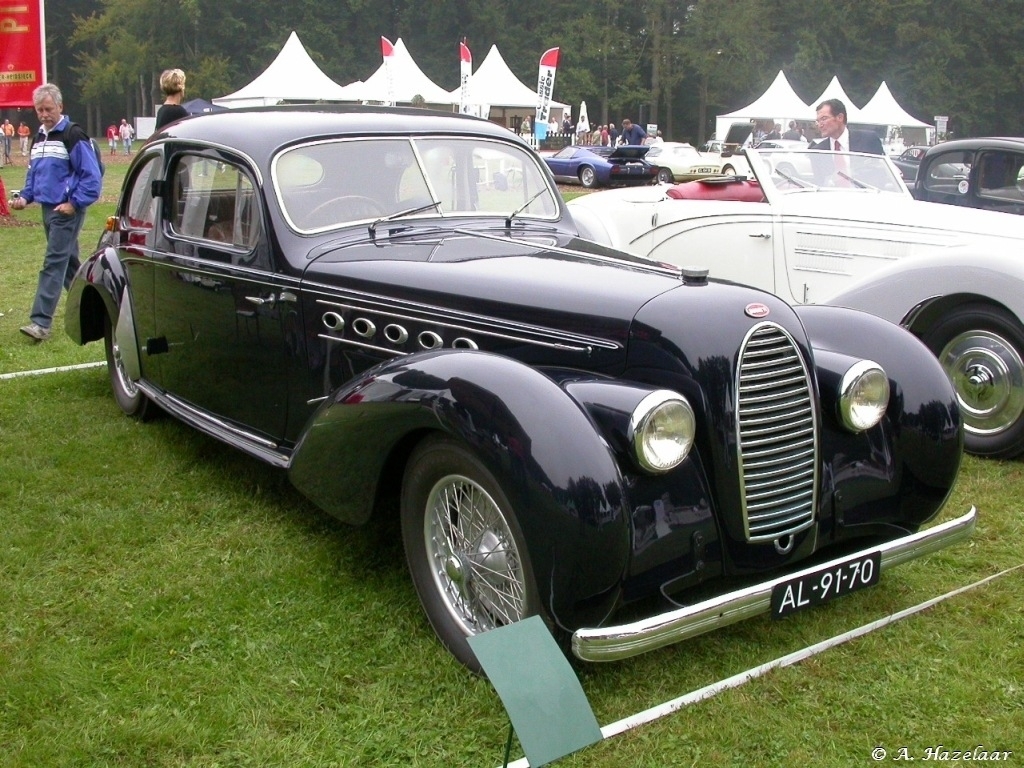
[288,349,633,629]
[65,247,127,345]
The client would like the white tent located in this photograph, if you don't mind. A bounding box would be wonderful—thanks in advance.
[857,81,931,128]
[355,38,454,106]
[446,44,568,123]
[716,71,814,141]
[810,76,866,122]
[213,31,353,108]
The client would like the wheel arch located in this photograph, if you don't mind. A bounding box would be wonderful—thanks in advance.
[902,291,1020,338]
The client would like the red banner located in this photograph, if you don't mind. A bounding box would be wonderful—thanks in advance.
[0,0,46,107]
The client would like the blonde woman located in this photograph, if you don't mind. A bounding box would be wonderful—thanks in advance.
[155,68,188,130]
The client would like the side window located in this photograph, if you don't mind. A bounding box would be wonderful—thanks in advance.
[170,154,260,259]
[124,154,162,238]
[923,150,973,197]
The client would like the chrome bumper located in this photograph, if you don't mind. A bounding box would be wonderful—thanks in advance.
[572,506,977,662]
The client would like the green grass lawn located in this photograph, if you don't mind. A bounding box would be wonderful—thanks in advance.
[1,158,1022,767]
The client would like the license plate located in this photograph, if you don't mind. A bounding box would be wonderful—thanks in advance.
[770,551,881,618]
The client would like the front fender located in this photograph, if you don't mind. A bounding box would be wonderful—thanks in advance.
[828,252,1024,329]
[288,349,632,629]
[796,304,963,528]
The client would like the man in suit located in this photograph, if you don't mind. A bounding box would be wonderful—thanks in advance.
[806,98,886,187]
[810,98,884,155]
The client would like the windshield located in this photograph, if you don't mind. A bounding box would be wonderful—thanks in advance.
[747,148,909,196]
[273,136,560,233]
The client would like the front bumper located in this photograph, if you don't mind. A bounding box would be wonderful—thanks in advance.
[572,506,977,662]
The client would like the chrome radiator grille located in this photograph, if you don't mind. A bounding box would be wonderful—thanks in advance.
[736,323,818,543]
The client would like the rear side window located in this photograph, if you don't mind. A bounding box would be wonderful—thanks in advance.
[976,151,1024,202]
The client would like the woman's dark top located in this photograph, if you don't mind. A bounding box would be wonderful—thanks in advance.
[155,103,190,130]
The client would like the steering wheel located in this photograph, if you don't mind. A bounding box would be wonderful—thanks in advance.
[304,195,386,228]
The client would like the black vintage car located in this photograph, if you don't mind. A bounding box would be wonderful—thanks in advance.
[67,106,974,672]
[913,137,1024,215]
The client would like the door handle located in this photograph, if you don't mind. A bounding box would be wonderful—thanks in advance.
[245,294,276,306]
[748,233,771,239]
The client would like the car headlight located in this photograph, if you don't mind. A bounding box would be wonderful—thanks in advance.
[839,361,890,432]
[629,391,696,473]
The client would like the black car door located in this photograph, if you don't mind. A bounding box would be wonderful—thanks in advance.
[149,149,294,441]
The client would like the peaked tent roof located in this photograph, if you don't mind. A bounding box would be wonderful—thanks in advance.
[716,70,815,140]
[857,81,931,128]
[355,38,454,105]
[213,31,352,108]
[810,76,865,122]
[447,44,567,110]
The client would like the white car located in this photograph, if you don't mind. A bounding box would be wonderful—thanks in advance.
[644,141,733,184]
[568,147,1024,459]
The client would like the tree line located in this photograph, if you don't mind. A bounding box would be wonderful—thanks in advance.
[19,0,1024,143]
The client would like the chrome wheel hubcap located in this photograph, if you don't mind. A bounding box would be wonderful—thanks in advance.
[939,329,1024,436]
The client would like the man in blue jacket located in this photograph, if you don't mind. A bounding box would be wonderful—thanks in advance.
[8,83,102,342]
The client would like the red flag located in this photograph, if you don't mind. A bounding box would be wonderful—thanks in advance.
[0,0,47,107]
[458,42,472,114]
[380,37,395,106]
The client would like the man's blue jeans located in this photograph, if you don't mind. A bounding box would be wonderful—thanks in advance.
[30,204,85,330]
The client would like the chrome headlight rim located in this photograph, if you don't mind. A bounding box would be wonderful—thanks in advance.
[628,390,696,474]
[839,360,890,432]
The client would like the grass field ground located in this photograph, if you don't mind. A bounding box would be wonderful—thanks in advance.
[1,154,1021,767]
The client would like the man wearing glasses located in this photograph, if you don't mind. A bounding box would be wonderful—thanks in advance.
[810,98,884,155]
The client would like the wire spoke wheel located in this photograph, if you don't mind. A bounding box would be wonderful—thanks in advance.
[425,474,526,633]
[401,436,538,671]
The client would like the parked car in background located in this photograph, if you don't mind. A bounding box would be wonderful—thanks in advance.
[66,108,973,673]
[543,144,658,188]
[697,125,753,177]
[914,137,1024,215]
[568,146,1024,459]
[644,141,731,184]
[891,145,929,181]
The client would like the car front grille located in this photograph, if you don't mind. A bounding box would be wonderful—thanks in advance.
[736,323,818,543]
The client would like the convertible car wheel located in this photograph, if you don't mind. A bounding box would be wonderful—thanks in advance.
[579,166,598,188]
[104,315,153,419]
[923,304,1024,458]
[401,435,539,672]
[656,167,674,184]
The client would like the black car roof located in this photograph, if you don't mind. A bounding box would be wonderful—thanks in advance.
[151,104,527,153]
[923,137,1024,155]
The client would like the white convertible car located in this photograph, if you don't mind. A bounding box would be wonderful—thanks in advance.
[568,147,1024,459]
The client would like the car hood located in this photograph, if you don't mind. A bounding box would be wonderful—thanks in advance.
[300,226,774,373]
[608,145,651,160]
[778,192,1024,242]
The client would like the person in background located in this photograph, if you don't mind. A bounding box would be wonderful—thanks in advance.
[18,121,32,156]
[620,118,647,145]
[106,123,118,154]
[7,83,102,342]
[782,120,802,140]
[1,119,13,164]
[155,68,189,130]
[809,99,884,155]
[119,118,134,154]
[607,122,619,147]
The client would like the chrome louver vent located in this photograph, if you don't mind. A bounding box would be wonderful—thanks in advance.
[737,323,818,543]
